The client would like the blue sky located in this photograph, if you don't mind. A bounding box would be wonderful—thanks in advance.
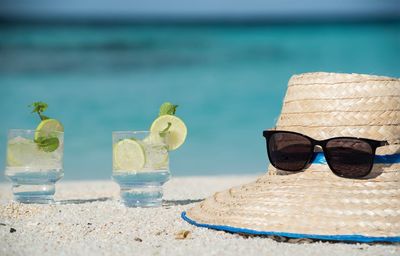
[1,0,399,19]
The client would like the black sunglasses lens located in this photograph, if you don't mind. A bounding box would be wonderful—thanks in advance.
[325,139,374,178]
[267,132,313,172]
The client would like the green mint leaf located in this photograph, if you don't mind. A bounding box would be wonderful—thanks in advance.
[159,122,172,138]
[30,102,48,113]
[29,101,51,121]
[35,137,59,152]
[159,102,178,116]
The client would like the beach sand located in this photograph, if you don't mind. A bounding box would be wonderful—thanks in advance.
[0,175,398,256]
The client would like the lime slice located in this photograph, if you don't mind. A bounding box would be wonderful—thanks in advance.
[35,119,64,140]
[113,139,146,171]
[7,137,39,167]
[7,144,22,166]
[7,153,20,166]
[150,115,187,150]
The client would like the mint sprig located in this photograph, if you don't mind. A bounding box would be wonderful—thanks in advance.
[159,122,172,138]
[158,102,178,137]
[159,102,178,116]
[29,101,59,152]
[29,102,50,121]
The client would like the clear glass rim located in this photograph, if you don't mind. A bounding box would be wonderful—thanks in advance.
[112,130,150,135]
[8,129,64,135]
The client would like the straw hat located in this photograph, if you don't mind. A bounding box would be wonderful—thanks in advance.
[183,72,400,243]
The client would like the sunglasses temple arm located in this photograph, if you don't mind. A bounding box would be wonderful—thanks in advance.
[380,141,390,147]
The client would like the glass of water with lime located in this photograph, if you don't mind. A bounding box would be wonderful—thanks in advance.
[112,102,187,207]
[5,102,64,204]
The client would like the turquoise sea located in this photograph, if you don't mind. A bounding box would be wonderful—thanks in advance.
[0,22,399,181]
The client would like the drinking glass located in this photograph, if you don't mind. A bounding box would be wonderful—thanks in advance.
[4,129,64,203]
[112,131,170,207]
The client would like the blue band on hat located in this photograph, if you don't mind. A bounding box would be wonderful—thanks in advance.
[311,152,400,165]
[181,211,400,243]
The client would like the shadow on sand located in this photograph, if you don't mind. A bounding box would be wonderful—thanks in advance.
[54,198,203,206]
[56,197,112,205]
[162,199,204,206]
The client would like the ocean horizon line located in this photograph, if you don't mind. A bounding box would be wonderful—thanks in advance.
[1,15,400,27]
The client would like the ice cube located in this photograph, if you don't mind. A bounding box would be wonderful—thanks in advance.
[142,143,169,170]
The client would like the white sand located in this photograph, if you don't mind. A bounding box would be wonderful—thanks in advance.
[0,175,398,256]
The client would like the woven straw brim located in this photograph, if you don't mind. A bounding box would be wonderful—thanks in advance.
[186,162,400,238]
[185,72,400,241]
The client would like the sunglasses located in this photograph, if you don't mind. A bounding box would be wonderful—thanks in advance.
[263,130,389,179]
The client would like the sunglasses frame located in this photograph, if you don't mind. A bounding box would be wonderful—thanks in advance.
[263,130,388,178]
